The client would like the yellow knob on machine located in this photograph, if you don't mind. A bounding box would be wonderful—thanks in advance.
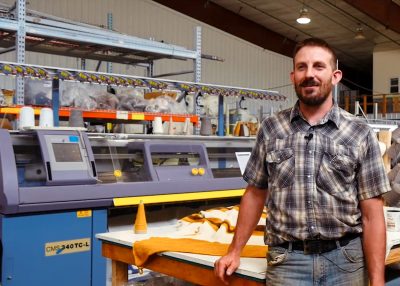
[198,168,205,176]
[114,169,122,177]
[191,168,199,176]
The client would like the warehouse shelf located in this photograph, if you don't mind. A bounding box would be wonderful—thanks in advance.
[0,2,286,133]
[0,61,286,101]
[0,9,198,65]
[0,105,199,124]
[0,0,204,113]
[0,60,285,130]
[0,60,286,132]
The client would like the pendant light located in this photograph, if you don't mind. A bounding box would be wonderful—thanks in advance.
[354,24,366,40]
[297,7,311,24]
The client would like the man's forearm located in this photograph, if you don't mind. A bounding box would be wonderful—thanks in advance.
[228,185,267,255]
[361,198,386,285]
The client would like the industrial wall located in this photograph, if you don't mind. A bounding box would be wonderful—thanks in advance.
[373,47,400,95]
[0,0,296,113]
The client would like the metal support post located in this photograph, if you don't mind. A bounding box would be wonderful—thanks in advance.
[373,102,378,119]
[217,94,224,136]
[106,13,113,73]
[258,106,264,122]
[194,26,202,83]
[218,93,226,168]
[52,78,60,126]
[146,61,154,78]
[354,101,360,115]
[81,58,86,70]
[194,26,202,135]
[16,0,26,105]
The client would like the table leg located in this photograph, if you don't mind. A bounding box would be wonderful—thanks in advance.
[112,260,128,286]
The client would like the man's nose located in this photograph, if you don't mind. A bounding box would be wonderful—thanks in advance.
[305,67,315,78]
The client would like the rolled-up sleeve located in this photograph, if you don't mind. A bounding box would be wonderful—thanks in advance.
[243,128,269,189]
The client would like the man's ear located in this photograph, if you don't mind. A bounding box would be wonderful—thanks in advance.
[290,71,295,84]
[332,70,342,85]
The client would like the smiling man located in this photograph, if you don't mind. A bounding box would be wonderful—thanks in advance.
[214,38,390,286]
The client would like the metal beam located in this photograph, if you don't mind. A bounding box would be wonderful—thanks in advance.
[152,0,296,58]
[0,17,199,60]
[343,0,400,34]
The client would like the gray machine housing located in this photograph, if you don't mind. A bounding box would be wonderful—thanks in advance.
[0,129,250,215]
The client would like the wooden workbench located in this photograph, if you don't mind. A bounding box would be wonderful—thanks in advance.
[97,230,400,286]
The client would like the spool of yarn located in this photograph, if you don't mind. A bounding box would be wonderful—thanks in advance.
[183,117,191,135]
[233,122,242,137]
[69,109,84,127]
[134,200,147,234]
[168,117,174,135]
[200,116,212,136]
[152,116,163,134]
[19,106,35,129]
[240,123,249,137]
[39,107,54,128]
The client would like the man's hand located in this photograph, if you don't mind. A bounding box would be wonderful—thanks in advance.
[214,252,240,285]
[214,185,267,285]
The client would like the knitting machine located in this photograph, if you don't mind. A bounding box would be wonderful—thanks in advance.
[0,129,254,286]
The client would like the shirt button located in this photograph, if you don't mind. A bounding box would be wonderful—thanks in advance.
[307,175,311,178]
[310,226,315,229]
[309,150,312,154]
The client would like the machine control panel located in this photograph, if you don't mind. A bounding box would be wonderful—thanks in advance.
[36,130,97,185]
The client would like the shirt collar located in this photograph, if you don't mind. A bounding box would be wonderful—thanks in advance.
[290,100,340,128]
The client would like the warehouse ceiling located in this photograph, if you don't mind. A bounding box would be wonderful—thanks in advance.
[154,0,400,93]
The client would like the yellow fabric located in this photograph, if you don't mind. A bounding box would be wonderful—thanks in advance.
[133,237,268,266]
[131,205,268,266]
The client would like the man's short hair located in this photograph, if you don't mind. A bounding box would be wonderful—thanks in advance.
[293,38,338,70]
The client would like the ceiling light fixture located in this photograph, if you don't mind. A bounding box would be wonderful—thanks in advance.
[354,24,366,40]
[296,7,311,24]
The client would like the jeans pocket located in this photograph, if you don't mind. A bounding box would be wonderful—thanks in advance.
[335,238,365,273]
[267,247,288,266]
[342,243,364,263]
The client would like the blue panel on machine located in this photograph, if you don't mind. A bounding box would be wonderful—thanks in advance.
[69,135,79,142]
[1,210,106,286]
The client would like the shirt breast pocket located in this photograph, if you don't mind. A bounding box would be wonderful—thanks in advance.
[317,152,357,194]
[266,148,294,188]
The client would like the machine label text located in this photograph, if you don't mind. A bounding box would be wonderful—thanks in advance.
[45,238,91,256]
[77,210,92,218]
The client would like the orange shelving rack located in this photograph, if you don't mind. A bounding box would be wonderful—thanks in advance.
[0,106,199,124]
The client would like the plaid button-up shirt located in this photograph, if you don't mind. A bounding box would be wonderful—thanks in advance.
[243,101,391,246]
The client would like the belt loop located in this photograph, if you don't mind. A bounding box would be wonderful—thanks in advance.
[335,240,341,249]
[288,242,293,252]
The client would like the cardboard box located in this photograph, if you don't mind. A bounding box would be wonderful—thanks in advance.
[144,91,177,100]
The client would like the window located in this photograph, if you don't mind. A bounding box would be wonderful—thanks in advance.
[390,78,399,94]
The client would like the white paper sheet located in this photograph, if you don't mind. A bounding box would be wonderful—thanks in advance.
[235,152,251,175]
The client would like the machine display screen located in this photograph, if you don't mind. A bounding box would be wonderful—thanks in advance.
[52,143,83,162]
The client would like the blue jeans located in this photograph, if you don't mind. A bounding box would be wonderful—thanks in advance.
[266,237,368,286]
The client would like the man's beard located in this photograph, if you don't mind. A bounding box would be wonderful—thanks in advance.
[295,78,332,106]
